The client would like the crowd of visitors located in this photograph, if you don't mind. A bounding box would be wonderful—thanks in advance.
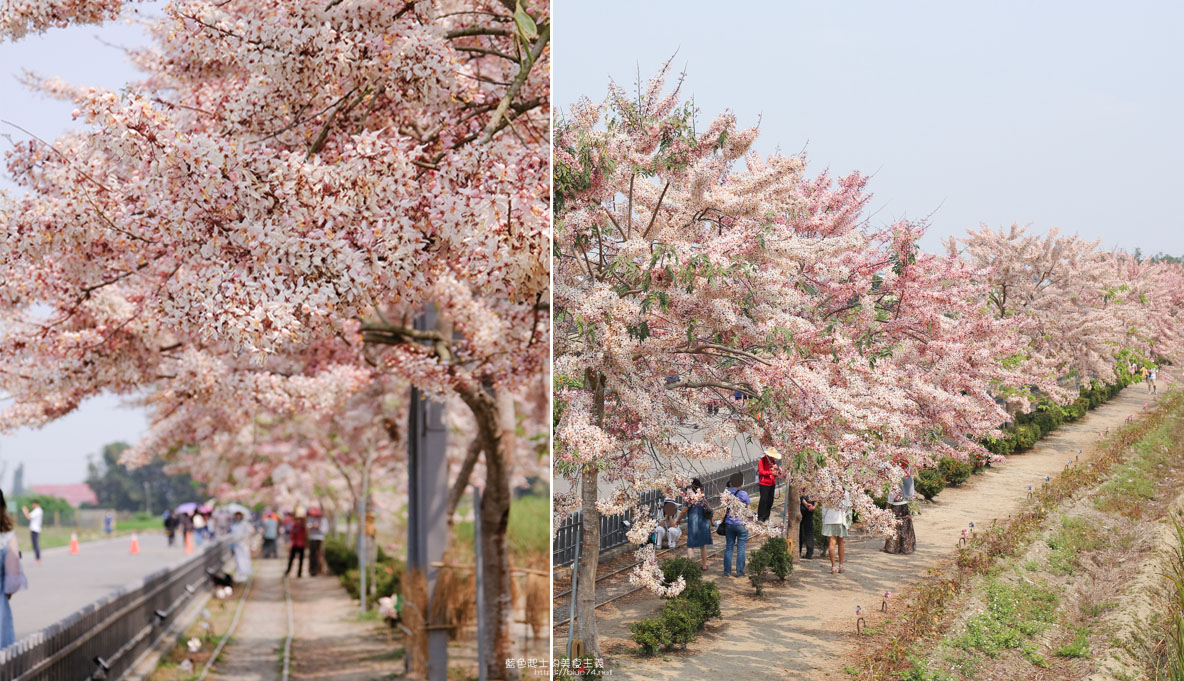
[646,447,920,579]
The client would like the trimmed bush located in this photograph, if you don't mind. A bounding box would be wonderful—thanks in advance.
[684,580,721,620]
[938,458,973,486]
[915,468,946,501]
[747,536,794,596]
[629,618,671,655]
[323,535,358,575]
[747,550,770,596]
[660,556,703,591]
[631,560,721,654]
[982,434,1014,457]
[660,599,704,648]
[1013,423,1040,451]
[762,536,793,580]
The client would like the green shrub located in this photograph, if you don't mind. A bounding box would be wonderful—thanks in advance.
[938,458,973,486]
[660,599,704,648]
[1012,423,1040,451]
[323,535,358,575]
[629,618,671,656]
[630,565,721,654]
[762,536,793,580]
[373,558,405,599]
[340,568,362,599]
[915,468,946,501]
[982,434,1014,456]
[660,556,703,591]
[683,581,721,620]
[747,550,770,597]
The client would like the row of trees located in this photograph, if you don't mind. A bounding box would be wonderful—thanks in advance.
[86,442,205,513]
[0,1,549,678]
[553,64,1184,657]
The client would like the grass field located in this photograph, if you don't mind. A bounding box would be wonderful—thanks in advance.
[452,492,548,567]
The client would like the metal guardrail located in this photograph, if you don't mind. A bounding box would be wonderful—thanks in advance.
[553,460,761,568]
[0,541,228,681]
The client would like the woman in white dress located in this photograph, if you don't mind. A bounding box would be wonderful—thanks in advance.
[820,490,852,574]
[229,512,253,582]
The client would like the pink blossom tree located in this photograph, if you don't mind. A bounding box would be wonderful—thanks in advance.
[554,66,1022,656]
[0,1,549,677]
[950,224,1184,399]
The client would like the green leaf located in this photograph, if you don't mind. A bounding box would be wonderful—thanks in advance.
[514,3,538,41]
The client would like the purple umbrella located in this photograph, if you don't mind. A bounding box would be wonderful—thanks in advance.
[175,502,199,515]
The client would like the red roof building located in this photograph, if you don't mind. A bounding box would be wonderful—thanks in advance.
[28,484,99,508]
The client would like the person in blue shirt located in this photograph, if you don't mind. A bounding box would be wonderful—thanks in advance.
[262,513,280,559]
[723,472,751,577]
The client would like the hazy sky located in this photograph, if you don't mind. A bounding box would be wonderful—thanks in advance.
[0,13,159,487]
[554,1,1184,256]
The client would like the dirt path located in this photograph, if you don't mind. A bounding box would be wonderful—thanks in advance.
[208,559,288,681]
[594,373,1176,681]
[287,571,399,681]
[205,554,398,681]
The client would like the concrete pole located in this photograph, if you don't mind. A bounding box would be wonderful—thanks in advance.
[408,305,450,681]
[473,485,486,681]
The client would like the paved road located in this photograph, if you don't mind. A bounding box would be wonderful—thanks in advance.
[9,531,213,638]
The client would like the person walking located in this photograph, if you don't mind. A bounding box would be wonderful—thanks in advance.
[164,510,178,547]
[193,512,207,546]
[285,514,308,578]
[1149,367,1158,394]
[307,514,325,576]
[676,478,713,569]
[180,511,194,547]
[1,489,29,647]
[104,511,114,537]
[229,512,253,582]
[821,490,852,574]
[261,513,279,559]
[20,500,42,565]
[756,447,783,522]
[799,494,817,559]
[722,472,750,578]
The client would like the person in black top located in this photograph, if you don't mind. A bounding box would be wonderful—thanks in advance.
[799,495,817,559]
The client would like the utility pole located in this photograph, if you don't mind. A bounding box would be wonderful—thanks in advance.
[407,305,450,681]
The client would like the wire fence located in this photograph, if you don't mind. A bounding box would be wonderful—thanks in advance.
[0,540,228,681]
[553,460,762,568]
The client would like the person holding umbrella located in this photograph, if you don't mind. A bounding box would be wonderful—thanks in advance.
[176,503,198,549]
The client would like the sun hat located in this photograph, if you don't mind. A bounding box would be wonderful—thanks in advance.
[764,447,782,460]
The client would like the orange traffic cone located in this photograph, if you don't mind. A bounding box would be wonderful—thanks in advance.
[129,533,140,555]
[69,532,80,554]
[185,532,194,555]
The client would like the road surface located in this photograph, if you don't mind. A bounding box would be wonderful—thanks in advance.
[8,531,213,638]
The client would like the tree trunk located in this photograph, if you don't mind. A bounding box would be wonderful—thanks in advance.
[459,385,518,681]
[572,369,605,660]
[786,482,802,556]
